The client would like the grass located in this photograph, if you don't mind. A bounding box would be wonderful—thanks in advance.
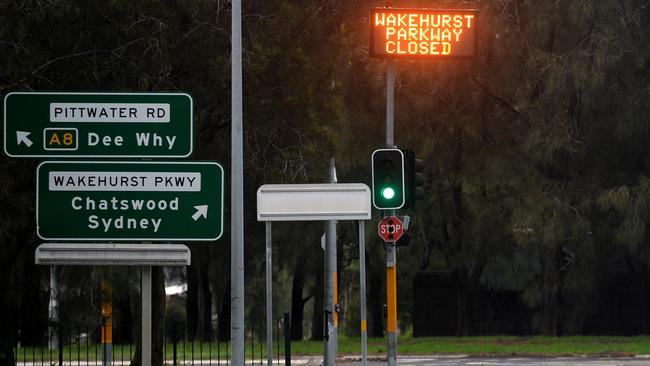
[289,336,650,356]
[15,336,650,361]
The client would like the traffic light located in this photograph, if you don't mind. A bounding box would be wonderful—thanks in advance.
[372,148,405,210]
[403,149,425,208]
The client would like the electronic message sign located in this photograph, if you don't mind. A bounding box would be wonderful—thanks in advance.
[370,8,478,59]
[4,92,193,158]
[37,161,224,241]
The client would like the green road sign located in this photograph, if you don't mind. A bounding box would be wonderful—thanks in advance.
[4,92,193,158]
[37,161,224,241]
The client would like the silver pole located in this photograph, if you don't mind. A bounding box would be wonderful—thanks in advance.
[266,221,273,366]
[231,0,245,363]
[324,158,338,366]
[386,59,395,148]
[48,266,58,351]
[358,221,368,366]
[386,58,398,366]
[142,265,152,366]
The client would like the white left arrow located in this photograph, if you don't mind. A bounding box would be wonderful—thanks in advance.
[16,131,33,147]
[192,205,208,221]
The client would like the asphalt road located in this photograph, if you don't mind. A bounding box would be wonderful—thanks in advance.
[338,356,650,366]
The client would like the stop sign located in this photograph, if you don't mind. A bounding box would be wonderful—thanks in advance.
[378,216,404,243]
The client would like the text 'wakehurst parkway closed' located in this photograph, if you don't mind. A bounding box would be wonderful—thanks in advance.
[37,161,224,241]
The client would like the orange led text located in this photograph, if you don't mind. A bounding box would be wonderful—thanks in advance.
[370,9,478,58]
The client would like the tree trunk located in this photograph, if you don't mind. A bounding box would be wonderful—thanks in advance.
[186,260,199,340]
[290,264,306,340]
[197,256,212,341]
[0,274,18,366]
[116,290,134,344]
[217,286,230,341]
[456,288,468,336]
[644,256,650,334]
[368,269,384,338]
[541,252,559,336]
[310,270,324,340]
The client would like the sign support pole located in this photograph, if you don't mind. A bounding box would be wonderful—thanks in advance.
[142,265,152,366]
[231,0,245,363]
[324,159,338,366]
[48,266,59,351]
[385,58,398,366]
[266,222,273,366]
[358,220,368,366]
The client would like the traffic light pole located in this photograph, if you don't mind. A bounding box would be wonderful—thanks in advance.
[386,59,395,148]
[385,58,398,366]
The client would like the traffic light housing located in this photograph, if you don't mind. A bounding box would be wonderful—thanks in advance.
[404,149,425,208]
[372,149,405,210]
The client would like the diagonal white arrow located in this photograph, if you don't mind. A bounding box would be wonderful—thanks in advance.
[16,131,33,147]
[192,205,208,221]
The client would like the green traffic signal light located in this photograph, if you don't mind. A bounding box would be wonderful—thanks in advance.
[381,186,396,200]
[372,149,405,209]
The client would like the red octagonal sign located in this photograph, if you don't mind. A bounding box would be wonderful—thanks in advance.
[378,216,404,243]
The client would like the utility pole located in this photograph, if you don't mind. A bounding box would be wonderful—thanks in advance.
[231,0,245,364]
[385,58,398,366]
[324,158,338,366]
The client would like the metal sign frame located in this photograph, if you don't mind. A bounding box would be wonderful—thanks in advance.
[34,243,190,366]
[256,183,371,366]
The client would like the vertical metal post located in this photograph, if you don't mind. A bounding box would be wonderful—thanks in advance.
[49,266,59,351]
[58,327,63,366]
[172,319,178,366]
[386,58,398,366]
[142,265,152,366]
[324,159,337,366]
[386,59,395,148]
[231,0,245,363]
[266,221,273,366]
[101,282,113,366]
[386,247,397,366]
[358,221,368,366]
[283,313,291,366]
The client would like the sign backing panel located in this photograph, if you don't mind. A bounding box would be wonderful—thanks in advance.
[257,184,371,221]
